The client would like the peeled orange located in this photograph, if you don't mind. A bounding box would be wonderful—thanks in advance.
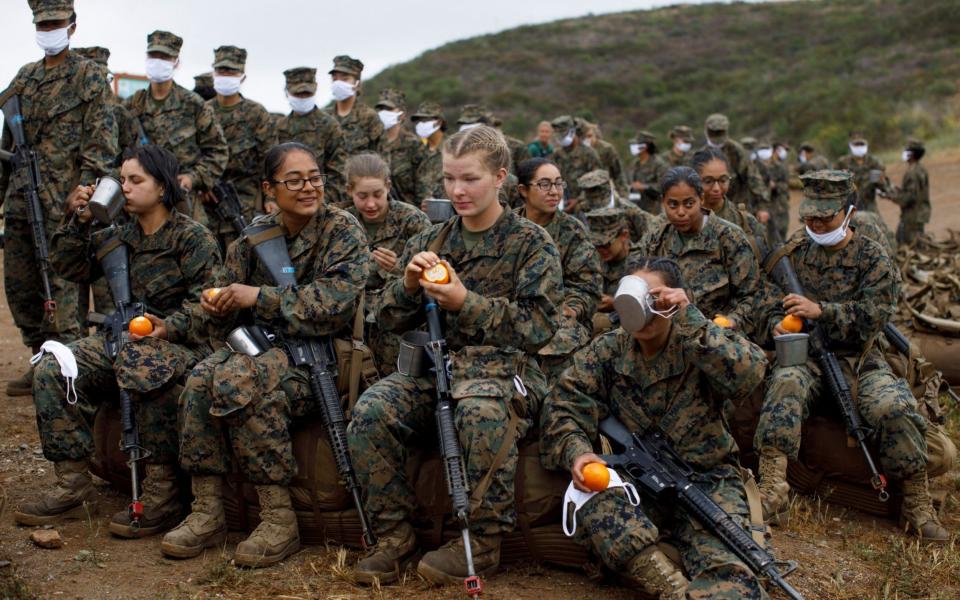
[781,314,803,333]
[713,315,733,328]
[205,287,221,301]
[129,316,153,336]
[582,462,610,492]
[422,263,450,284]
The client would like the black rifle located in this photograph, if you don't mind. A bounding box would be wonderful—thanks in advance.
[210,181,248,234]
[599,416,804,600]
[248,223,376,548]
[0,91,57,321]
[767,246,890,501]
[424,296,483,597]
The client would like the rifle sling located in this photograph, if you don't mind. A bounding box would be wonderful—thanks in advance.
[94,236,124,262]
[347,290,367,412]
[762,235,803,275]
[246,224,286,247]
[739,467,769,546]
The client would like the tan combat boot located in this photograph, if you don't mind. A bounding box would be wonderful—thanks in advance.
[899,472,950,543]
[354,521,420,585]
[14,459,98,525]
[625,546,690,600]
[109,464,183,538]
[6,365,34,397]
[160,475,227,558]
[417,532,500,586]
[758,447,791,523]
[233,485,300,568]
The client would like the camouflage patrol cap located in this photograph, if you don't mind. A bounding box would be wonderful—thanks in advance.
[213,45,247,71]
[740,136,757,151]
[585,207,627,246]
[705,113,729,132]
[579,169,611,190]
[375,88,406,111]
[74,46,109,66]
[756,138,772,149]
[147,30,183,58]
[29,0,73,23]
[905,138,924,152]
[572,117,591,137]
[194,72,213,88]
[669,125,693,141]
[799,170,854,218]
[631,130,656,145]
[329,55,364,78]
[551,115,575,131]
[799,141,816,152]
[411,101,443,121]
[284,67,317,94]
[848,131,867,143]
[457,104,490,126]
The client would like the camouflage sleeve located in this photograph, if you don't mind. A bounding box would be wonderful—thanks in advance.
[255,213,369,337]
[744,159,770,212]
[611,154,629,197]
[48,217,100,283]
[78,65,119,183]
[540,334,615,470]
[185,101,228,190]
[818,241,898,345]
[163,227,223,345]
[322,119,348,204]
[377,229,437,332]
[0,122,11,204]
[561,226,602,321]
[415,152,442,203]
[451,233,562,354]
[893,167,921,208]
[722,227,763,333]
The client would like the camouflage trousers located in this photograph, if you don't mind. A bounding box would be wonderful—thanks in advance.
[178,347,315,486]
[346,371,534,537]
[575,466,767,599]
[33,334,199,464]
[365,321,399,377]
[756,353,928,479]
[3,218,82,348]
[898,219,925,245]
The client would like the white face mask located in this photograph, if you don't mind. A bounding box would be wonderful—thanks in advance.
[36,27,70,56]
[415,120,440,139]
[583,137,593,148]
[676,141,692,153]
[776,147,788,161]
[557,129,575,148]
[902,150,912,162]
[749,151,758,161]
[798,153,808,164]
[145,57,176,83]
[213,75,243,96]
[378,109,402,130]
[629,143,646,156]
[459,123,481,132]
[757,148,773,161]
[806,205,854,247]
[287,93,316,114]
[850,143,868,158]
[331,80,356,101]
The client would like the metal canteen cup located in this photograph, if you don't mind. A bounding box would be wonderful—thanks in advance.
[613,275,654,333]
[397,330,432,377]
[87,176,125,224]
[774,333,810,367]
[425,198,455,223]
[225,325,273,357]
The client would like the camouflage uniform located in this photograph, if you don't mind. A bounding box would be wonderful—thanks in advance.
[579,169,655,243]
[664,125,694,169]
[626,131,669,214]
[539,304,769,598]
[178,207,369,484]
[516,205,601,380]
[324,56,383,157]
[889,140,930,243]
[550,116,603,205]
[756,172,927,482]
[33,212,220,465]
[641,211,763,338]
[796,142,830,176]
[347,209,563,537]
[834,133,885,213]
[766,152,791,241]
[591,137,628,198]
[1,44,118,348]
[126,31,228,216]
[206,46,277,243]
[700,114,768,215]
[192,72,215,101]
[411,101,446,202]
[345,200,430,375]
[585,208,641,297]
[712,197,767,255]
[276,67,347,206]
[73,46,139,162]
[852,211,895,256]
[375,89,426,206]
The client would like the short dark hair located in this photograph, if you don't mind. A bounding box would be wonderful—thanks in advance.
[263,142,317,183]
[691,148,729,174]
[121,144,182,209]
[911,147,926,161]
[661,166,703,197]
[626,255,685,288]
[516,157,558,187]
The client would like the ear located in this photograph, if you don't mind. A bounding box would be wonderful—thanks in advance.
[68,22,77,36]
[494,167,508,189]
[261,180,274,199]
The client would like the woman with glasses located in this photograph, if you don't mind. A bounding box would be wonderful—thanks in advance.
[161,142,369,567]
[640,166,763,338]
[516,157,601,378]
[692,148,768,252]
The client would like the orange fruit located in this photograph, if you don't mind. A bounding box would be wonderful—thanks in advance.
[713,315,733,328]
[421,263,450,284]
[129,316,153,336]
[205,287,221,301]
[582,462,610,492]
[781,314,804,333]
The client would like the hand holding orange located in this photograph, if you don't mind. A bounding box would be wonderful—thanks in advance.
[421,263,450,285]
[204,287,221,301]
[781,314,803,333]
[129,316,153,336]
[582,462,610,492]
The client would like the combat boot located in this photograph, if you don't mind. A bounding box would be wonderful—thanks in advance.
[6,365,34,397]
[417,532,500,586]
[899,472,950,543]
[757,447,790,523]
[233,485,300,567]
[14,459,98,525]
[354,521,420,585]
[625,546,689,600]
[160,475,227,558]
[109,464,183,538]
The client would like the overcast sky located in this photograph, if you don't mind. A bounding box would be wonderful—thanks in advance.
[3,0,742,113]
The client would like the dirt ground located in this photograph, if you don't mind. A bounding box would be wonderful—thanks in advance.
[1,152,959,599]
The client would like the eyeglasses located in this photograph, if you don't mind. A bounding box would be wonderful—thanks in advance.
[701,175,730,187]
[271,174,326,191]
[530,179,567,192]
[802,211,840,226]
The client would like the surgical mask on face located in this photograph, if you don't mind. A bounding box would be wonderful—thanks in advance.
[415,120,440,139]
[902,150,912,162]
[806,205,854,247]
[798,153,808,164]
[583,137,593,147]
[776,147,788,161]
[629,143,646,156]
[613,275,680,333]
[287,94,316,114]
[36,27,70,56]
[145,58,176,83]
[676,141,692,153]
[749,151,757,161]
[757,148,773,161]
[213,75,243,96]
[378,110,402,130]
[850,143,868,158]
[331,80,356,101]
[557,129,575,148]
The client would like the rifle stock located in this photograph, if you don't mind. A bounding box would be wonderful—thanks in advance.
[211,181,248,234]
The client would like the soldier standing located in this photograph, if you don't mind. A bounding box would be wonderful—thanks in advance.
[699,113,769,220]
[884,138,930,244]
[411,101,447,204]
[550,115,602,213]
[73,46,139,162]
[192,72,215,101]
[796,141,830,175]
[665,125,694,168]
[375,88,426,206]
[585,122,628,198]
[768,140,792,240]
[834,131,886,212]
[325,55,383,157]
[1,0,118,396]
[526,121,554,158]
[626,130,668,214]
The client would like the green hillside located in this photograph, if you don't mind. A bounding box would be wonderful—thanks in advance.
[365,0,960,157]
